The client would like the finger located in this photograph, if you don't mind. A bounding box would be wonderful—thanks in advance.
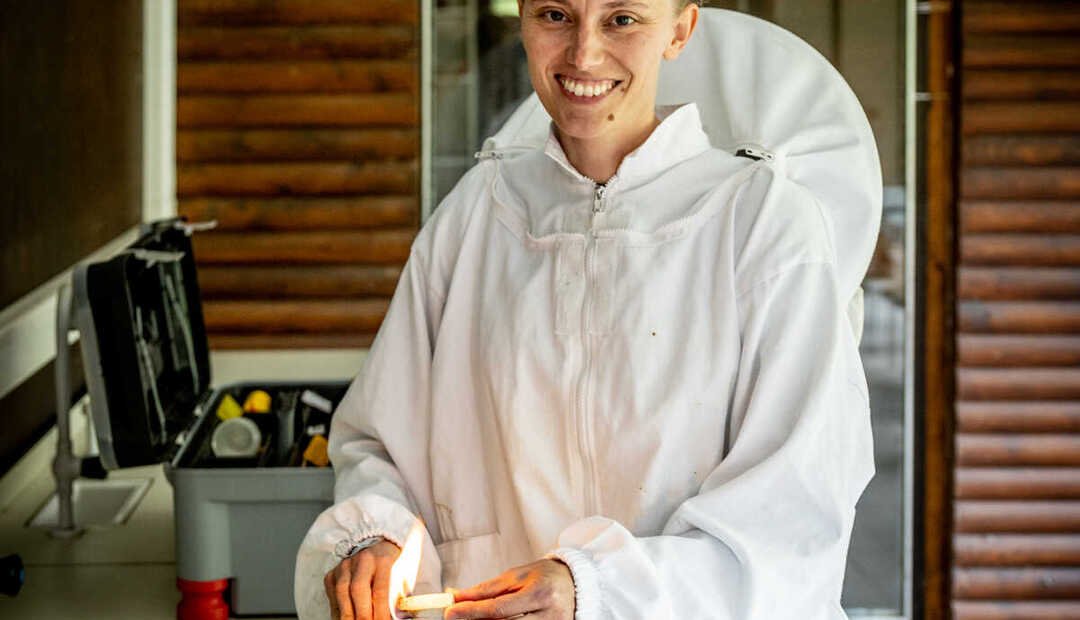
[334,563,357,620]
[351,553,376,620]
[446,591,534,620]
[371,556,397,620]
[325,570,342,620]
[452,572,518,602]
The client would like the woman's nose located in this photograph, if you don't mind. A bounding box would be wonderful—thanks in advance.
[567,24,604,70]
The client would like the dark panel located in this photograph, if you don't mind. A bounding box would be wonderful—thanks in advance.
[0,345,85,475]
[0,0,143,307]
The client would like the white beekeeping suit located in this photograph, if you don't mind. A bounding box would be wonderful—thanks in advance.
[296,9,882,620]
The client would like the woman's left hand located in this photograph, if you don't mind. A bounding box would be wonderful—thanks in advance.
[444,559,575,619]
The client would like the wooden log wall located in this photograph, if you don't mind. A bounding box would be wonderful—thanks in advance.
[953,1,1080,617]
[176,0,420,349]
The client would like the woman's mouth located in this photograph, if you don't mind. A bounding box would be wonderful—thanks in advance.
[557,74,621,101]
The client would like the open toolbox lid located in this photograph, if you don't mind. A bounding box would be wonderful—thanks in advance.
[73,219,212,470]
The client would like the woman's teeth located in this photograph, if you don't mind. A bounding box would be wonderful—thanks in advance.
[560,76,616,98]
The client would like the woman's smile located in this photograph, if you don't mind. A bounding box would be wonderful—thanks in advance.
[556,74,623,102]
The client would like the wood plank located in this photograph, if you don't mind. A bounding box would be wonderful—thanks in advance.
[177,161,416,197]
[963,168,1080,201]
[964,69,1080,100]
[953,534,1080,566]
[956,468,1080,499]
[957,434,1080,466]
[964,135,1080,167]
[954,600,1080,620]
[178,60,417,94]
[208,331,376,349]
[191,229,415,264]
[964,35,1080,68]
[954,567,1080,600]
[196,265,402,298]
[924,6,957,617]
[961,234,1080,266]
[177,94,418,128]
[958,267,1080,300]
[177,128,418,162]
[959,301,1080,333]
[179,196,418,230]
[178,25,417,61]
[955,500,1080,532]
[202,299,390,333]
[957,402,1080,433]
[960,202,1080,234]
[178,0,419,26]
[963,103,1080,135]
[957,334,1080,366]
[957,368,1080,401]
[963,2,1080,34]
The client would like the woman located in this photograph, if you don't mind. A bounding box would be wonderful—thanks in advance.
[296,0,875,618]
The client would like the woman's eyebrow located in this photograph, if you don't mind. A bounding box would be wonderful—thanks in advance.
[602,0,651,9]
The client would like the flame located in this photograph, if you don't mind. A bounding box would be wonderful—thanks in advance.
[387,523,425,616]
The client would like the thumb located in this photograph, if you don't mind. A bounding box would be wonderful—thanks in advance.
[450,573,515,602]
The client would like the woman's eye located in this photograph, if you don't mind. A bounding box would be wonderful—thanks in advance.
[543,10,567,22]
[612,14,636,26]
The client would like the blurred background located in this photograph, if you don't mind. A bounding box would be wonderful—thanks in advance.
[1,1,1078,618]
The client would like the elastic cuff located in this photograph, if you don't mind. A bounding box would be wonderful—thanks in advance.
[330,507,413,559]
[546,547,603,620]
[334,535,385,559]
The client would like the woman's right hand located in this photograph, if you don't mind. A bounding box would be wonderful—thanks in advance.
[324,540,402,620]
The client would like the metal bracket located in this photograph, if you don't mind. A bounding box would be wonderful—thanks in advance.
[50,282,84,538]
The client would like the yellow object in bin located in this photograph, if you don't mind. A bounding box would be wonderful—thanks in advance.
[243,390,272,413]
[215,394,244,421]
[303,435,330,467]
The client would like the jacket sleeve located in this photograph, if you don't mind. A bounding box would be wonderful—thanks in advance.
[547,258,875,620]
[294,250,445,620]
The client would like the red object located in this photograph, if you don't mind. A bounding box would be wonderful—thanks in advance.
[177,578,229,620]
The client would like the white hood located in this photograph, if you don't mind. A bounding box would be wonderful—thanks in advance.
[481,8,883,303]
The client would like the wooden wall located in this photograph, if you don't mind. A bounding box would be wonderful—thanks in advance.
[952,1,1080,617]
[176,0,421,349]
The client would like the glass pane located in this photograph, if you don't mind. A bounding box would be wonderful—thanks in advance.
[427,1,910,614]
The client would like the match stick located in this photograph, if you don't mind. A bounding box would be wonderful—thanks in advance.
[397,592,454,618]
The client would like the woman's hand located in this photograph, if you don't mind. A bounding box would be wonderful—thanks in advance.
[324,540,402,620]
[446,559,575,619]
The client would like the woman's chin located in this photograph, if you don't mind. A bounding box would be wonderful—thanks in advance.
[552,111,618,142]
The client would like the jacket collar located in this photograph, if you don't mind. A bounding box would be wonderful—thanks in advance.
[542,102,713,188]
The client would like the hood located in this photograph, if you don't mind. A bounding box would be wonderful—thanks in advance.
[478,8,883,302]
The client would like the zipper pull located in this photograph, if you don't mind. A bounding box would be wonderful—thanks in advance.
[593,183,607,214]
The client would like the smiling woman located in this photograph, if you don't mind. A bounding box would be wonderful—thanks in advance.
[298,2,884,620]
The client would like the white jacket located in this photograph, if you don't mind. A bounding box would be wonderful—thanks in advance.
[295,102,875,620]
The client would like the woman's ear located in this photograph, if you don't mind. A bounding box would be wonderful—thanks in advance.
[663,3,699,61]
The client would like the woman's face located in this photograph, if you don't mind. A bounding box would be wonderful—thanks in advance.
[519,0,696,143]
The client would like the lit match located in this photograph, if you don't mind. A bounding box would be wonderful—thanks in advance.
[396,592,454,618]
[387,523,453,618]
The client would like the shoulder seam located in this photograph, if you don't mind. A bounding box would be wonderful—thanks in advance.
[734,258,832,299]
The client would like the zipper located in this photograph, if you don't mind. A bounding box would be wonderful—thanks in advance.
[593,183,607,213]
[577,181,609,515]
